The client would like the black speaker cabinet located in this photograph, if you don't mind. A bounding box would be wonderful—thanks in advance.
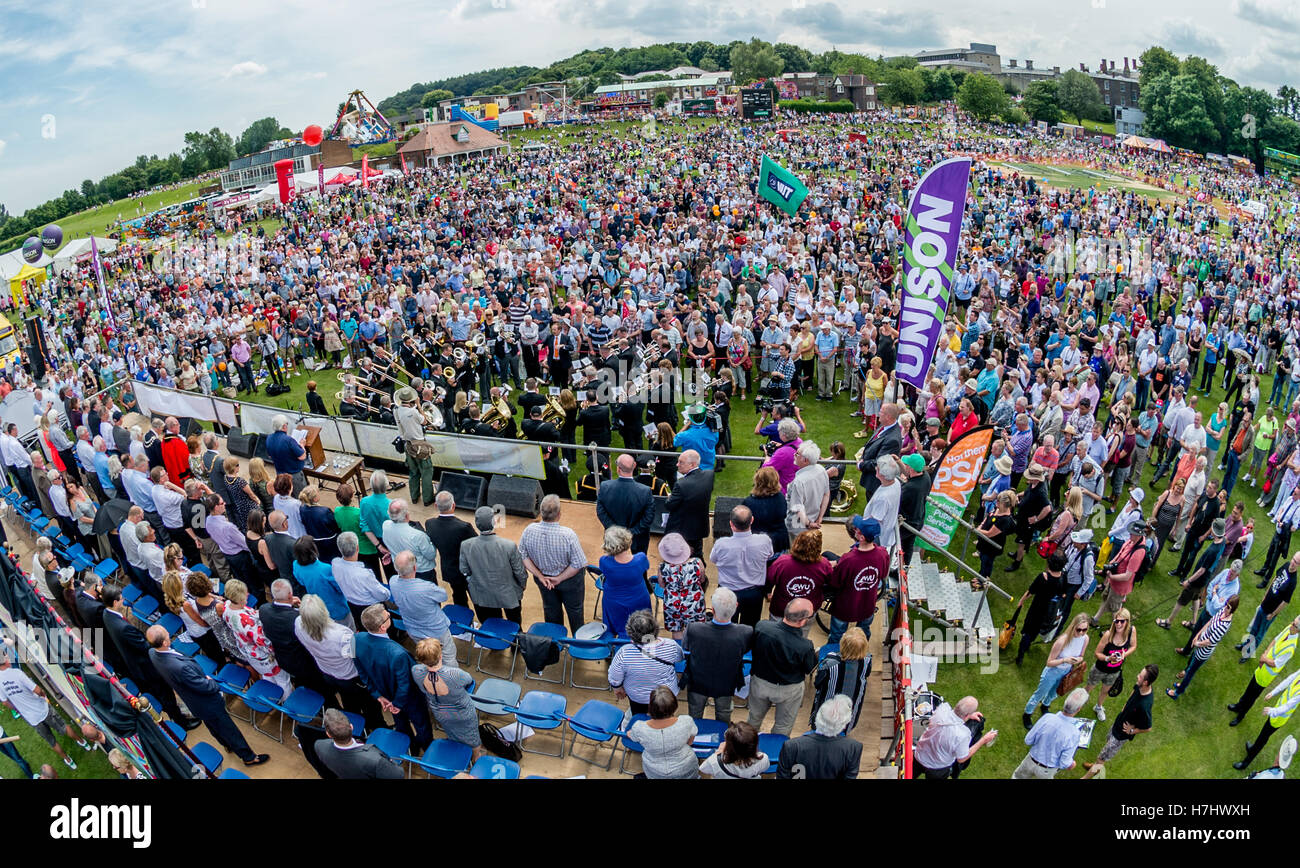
[711,496,746,539]
[225,427,260,459]
[487,475,543,517]
[649,494,671,535]
[24,318,46,381]
[437,472,488,511]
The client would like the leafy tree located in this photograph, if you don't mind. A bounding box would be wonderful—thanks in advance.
[235,117,288,157]
[1138,46,1180,91]
[1262,114,1300,155]
[1179,56,1224,138]
[922,68,956,102]
[1142,73,1217,151]
[1057,69,1105,123]
[773,42,814,73]
[729,38,784,85]
[1022,80,1062,124]
[1002,80,1020,97]
[956,72,1007,121]
[1002,105,1029,125]
[654,92,669,109]
[1277,85,1299,120]
[421,89,454,109]
[1223,83,1274,161]
[949,70,967,92]
[882,67,925,105]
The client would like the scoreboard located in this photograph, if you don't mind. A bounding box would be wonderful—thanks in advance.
[741,88,774,119]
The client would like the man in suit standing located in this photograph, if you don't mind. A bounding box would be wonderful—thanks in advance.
[258,580,331,697]
[856,402,902,500]
[101,587,199,730]
[578,389,613,448]
[521,404,569,500]
[354,604,432,751]
[73,576,127,673]
[616,392,645,451]
[146,625,269,767]
[424,491,477,608]
[313,708,402,779]
[664,449,714,561]
[596,454,656,554]
[683,588,753,722]
[776,695,863,779]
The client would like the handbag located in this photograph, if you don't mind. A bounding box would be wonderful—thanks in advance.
[1036,539,1059,559]
[999,604,1023,650]
[1057,661,1087,696]
[478,722,523,762]
[1108,669,1125,697]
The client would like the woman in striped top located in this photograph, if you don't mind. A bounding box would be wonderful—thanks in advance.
[608,610,684,715]
[1168,595,1240,699]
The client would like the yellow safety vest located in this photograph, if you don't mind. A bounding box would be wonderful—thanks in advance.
[1255,631,1300,688]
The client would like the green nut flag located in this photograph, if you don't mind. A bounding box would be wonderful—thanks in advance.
[758,155,809,216]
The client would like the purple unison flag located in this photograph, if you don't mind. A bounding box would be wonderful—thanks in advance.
[90,236,115,329]
[895,157,971,390]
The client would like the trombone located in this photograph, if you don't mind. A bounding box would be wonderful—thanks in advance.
[372,345,417,382]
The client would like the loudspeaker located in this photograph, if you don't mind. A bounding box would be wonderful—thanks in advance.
[649,494,671,535]
[711,496,746,539]
[226,427,260,459]
[487,475,543,517]
[437,472,488,511]
[24,318,46,381]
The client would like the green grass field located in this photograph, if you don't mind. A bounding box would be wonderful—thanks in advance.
[0,697,115,780]
[995,160,1184,201]
[2,180,211,253]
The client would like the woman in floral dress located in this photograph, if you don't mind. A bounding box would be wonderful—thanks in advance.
[220,579,292,692]
[656,533,707,639]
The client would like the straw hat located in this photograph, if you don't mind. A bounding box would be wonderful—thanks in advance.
[658,533,691,566]
[994,454,1014,475]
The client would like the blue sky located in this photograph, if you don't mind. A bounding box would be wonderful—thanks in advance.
[1,0,1296,216]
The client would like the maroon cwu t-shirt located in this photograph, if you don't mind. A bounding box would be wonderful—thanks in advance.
[765,554,833,619]
[827,544,889,622]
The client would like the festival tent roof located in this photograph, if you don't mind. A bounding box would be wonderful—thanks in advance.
[0,247,52,280]
[250,165,366,203]
[51,237,117,271]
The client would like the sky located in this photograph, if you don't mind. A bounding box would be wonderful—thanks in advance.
[1,0,1298,216]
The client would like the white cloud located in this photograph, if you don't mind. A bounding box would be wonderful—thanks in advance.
[0,139,6,160]
[225,60,268,78]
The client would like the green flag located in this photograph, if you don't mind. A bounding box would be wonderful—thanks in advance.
[758,155,808,216]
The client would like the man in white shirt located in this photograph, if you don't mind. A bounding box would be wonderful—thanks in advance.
[709,505,773,627]
[862,455,902,550]
[136,522,166,585]
[331,532,391,625]
[0,423,35,506]
[786,440,831,536]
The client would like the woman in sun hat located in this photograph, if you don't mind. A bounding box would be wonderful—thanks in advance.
[981,452,1014,517]
[656,533,707,639]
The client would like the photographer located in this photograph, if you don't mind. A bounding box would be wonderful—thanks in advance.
[762,344,798,403]
[754,400,805,447]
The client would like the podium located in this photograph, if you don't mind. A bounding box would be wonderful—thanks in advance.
[297,425,326,469]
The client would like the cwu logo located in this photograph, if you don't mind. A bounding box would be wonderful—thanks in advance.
[767,175,793,200]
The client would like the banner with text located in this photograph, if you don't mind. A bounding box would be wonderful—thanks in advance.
[758,154,809,216]
[895,157,971,389]
[919,424,993,552]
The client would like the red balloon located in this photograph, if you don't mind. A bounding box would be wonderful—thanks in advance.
[303,124,323,146]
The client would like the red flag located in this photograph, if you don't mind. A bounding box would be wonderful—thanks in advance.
[362,153,370,189]
[848,133,868,144]
[400,152,408,175]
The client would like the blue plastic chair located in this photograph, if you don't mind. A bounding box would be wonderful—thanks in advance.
[469,618,520,678]
[163,720,188,743]
[406,739,473,779]
[522,622,568,684]
[443,604,476,663]
[587,563,604,620]
[342,710,366,737]
[691,718,729,758]
[256,686,324,743]
[507,690,568,758]
[215,664,251,691]
[618,713,651,775]
[368,728,411,763]
[194,654,218,677]
[93,559,120,583]
[470,677,522,718]
[219,768,250,779]
[191,741,224,776]
[469,756,520,779]
[557,630,622,690]
[118,677,140,697]
[131,595,160,623]
[562,699,626,770]
[757,733,788,774]
[191,564,212,577]
[120,584,143,606]
[157,613,184,637]
[173,639,199,658]
[243,680,286,740]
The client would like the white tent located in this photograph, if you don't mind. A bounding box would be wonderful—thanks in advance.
[0,247,52,280]
[51,236,117,273]
[249,166,364,203]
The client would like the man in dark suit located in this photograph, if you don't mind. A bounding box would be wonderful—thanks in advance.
[578,390,612,447]
[354,604,432,751]
[74,576,127,673]
[259,580,331,696]
[776,695,863,779]
[596,454,656,554]
[856,402,902,500]
[517,379,547,418]
[146,626,269,766]
[313,708,403,779]
[683,588,753,722]
[664,449,715,561]
[424,491,477,608]
[522,404,569,500]
[101,587,199,729]
[542,322,574,387]
[616,392,645,451]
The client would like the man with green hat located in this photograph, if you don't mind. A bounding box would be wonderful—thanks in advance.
[898,452,931,562]
[394,386,435,506]
[673,402,719,471]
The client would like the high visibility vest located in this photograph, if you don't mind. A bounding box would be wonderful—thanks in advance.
[1256,630,1300,688]
[1270,676,1300,727]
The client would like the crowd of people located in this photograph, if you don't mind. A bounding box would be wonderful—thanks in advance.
[1,103,1299,779]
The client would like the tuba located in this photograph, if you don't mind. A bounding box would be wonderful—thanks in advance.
[541,396,566,425]
[469,332,488,356]
[480,395,513,431]
[421,401,446,431]
[830,477,858,514]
